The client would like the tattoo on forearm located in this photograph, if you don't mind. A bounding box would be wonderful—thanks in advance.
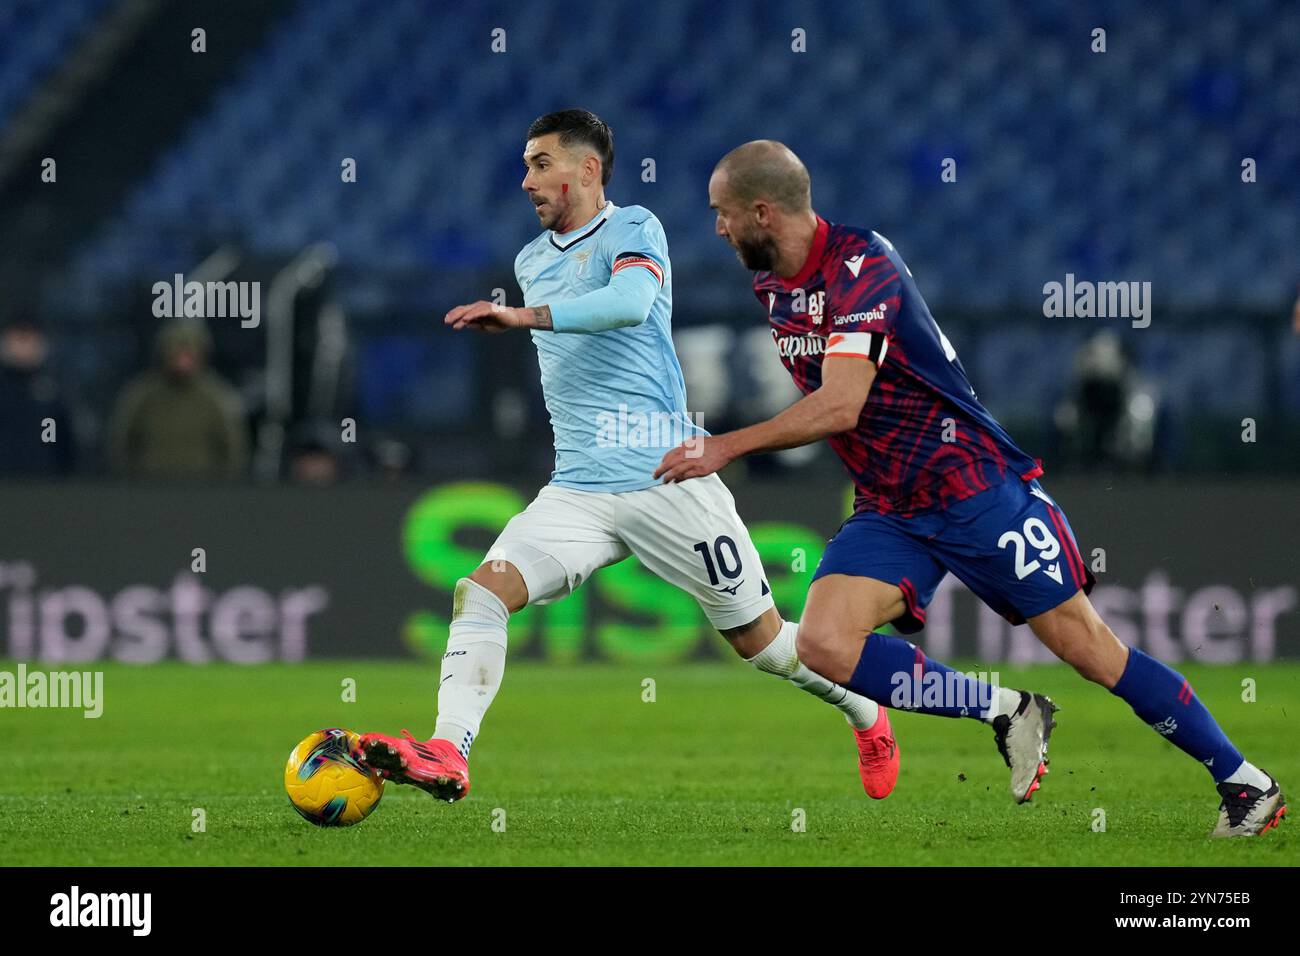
[532,305,552,330]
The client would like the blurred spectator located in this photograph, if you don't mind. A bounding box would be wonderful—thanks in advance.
[108,320,249,479]
[369,437,414,483]
[1054,332,1159,471]
[0,315,75,476]
[286,421,345,485]
[1292,285,1300,336]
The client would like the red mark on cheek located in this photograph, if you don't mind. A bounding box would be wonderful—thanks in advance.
[561,183,568,194]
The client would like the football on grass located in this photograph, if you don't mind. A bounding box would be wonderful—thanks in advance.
[285,728,384,826]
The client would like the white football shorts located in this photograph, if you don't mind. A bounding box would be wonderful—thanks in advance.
[485,474,774,631]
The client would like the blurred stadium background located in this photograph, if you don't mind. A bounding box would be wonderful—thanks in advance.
[1,0,1297,665]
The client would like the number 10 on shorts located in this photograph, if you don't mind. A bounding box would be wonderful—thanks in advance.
[692,536,743,586]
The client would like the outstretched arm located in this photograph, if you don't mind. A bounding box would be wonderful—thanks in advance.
[654,354,877,482]
[444,264,659,333]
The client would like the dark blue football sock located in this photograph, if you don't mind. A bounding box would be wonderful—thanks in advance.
[1109,647,1243,782]
[848,631,997,719]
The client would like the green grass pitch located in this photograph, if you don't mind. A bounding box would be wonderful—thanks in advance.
[2,660,1296,866]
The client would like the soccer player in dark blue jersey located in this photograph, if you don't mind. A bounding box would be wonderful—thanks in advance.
[655,140,1285,837]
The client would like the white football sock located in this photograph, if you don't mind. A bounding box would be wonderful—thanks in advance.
[1223,760,1273,790]
[432,577,508,759]
[747,620,879,730]
[981,686,1026,724]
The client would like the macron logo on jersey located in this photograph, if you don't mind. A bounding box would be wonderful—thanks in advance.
[844,254,866,277]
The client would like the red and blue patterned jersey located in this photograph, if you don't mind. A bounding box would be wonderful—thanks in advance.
[754,216,1042,517]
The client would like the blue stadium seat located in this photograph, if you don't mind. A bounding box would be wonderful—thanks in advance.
[40,0,1296,420]
[0,0,111,128]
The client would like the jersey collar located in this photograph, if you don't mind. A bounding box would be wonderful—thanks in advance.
[779,215,829,290]
[550,201,615,252]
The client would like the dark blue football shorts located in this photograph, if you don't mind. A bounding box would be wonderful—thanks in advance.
[812,478,1096,633]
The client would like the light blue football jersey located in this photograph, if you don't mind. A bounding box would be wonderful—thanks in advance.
[514,202,707,492]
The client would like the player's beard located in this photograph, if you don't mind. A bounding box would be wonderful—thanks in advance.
[535,191,570,232]
[733,231,778,272]
[534,198,558,230]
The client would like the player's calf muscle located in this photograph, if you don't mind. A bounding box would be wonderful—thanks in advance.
[469,561,529,612]
[794,625,861,683]
[1028,591,1128,688]
[797,575,905,682]
[720,605,782,657]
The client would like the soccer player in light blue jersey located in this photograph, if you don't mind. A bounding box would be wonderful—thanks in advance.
[359,110,900,803]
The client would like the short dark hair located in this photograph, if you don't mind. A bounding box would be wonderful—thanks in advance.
[526,108,614,186]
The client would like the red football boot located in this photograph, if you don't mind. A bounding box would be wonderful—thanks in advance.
[359,730,470,802]
[854,708,900,799]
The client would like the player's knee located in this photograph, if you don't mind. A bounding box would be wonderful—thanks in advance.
[468,562,528,613]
